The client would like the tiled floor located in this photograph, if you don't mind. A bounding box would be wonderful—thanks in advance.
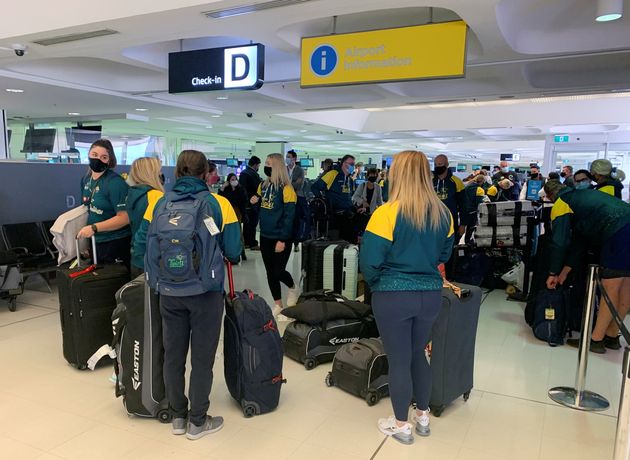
[0,249,621,459]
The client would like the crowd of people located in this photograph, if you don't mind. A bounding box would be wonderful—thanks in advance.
[77,137,629,444]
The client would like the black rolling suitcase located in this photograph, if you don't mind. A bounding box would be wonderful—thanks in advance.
[223,263,285,417]
[429,283,482,417]
[58,238,129,369]
[282,316,379,370]
[107,275,170,422]
[301,239,347,292]
[325,337,389,406]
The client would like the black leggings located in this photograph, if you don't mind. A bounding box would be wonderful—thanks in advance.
[94,235,131,271]
[260,236,295,301]
[372,290,441,421]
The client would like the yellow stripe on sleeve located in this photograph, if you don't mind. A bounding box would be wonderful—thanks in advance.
[321,170,338,189]
[283,185,297,203]
[143,189,164,223]
[487,186,498,197]
[257,183,262,196]
[447,213,454,237]
[599,185,615,196]
[550,197,574,221]
[365,202,398,242]
[212,193,239,229]
[476,187,485,197]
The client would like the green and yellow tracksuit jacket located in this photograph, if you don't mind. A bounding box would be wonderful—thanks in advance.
[257,182,297,242]
[127,185,164,270]
[359,201,455,292]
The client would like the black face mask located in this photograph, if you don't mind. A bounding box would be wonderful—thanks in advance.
[531,173,539,179]
[434,166,447,175]
[367,176,377,183]
[159,173,165,185]
[560,172,567,178]
[264,166,272,177]
[89,157,108,173]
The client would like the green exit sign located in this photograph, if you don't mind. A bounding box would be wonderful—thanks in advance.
[554,135,570,143]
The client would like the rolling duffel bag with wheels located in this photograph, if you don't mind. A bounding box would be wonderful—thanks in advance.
[325,337,389,406]
[429,283,482,417]
[282,315,379,370]
[223,263,285,417]
[478,200,534,227]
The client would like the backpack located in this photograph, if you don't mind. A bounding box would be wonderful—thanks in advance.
[145,190,224,297]
[532,288,567,346]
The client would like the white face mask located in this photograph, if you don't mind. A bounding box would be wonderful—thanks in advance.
[230,180,239,187]
[501,167,509,173]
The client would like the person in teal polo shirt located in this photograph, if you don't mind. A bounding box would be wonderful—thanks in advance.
[360,150,454,445]
[77,139,131,268]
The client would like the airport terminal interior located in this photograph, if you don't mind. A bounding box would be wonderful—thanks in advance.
[1,1,630,459]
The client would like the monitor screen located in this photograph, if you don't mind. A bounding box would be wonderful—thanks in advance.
[472,164,482,170]
[22,128,56,153]
[386,157,393,167]
[299,158,314,168]
[66,126,102,146]
[226,158,239,167]
[457,164,467,172]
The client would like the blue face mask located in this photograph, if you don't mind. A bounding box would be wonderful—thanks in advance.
[346,164,355,175]
[575,181,591,190]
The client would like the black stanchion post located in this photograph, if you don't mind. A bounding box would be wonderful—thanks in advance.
[614,346,630,460]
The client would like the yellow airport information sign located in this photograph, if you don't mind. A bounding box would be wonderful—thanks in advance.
[300,20,467,88]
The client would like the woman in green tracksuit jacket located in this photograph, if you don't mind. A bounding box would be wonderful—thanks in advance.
[544,180,630,354]
[126,157,164,278]
[251,153,299,316]
[360,150,454,445]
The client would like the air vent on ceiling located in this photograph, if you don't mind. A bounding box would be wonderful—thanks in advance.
[204,0,318,18]
[33,29,119,46]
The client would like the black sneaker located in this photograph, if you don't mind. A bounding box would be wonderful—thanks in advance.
[566,338,606,354]
[604,335,622,350]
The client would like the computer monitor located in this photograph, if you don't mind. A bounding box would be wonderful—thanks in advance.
[226,158,239,167]
[457,164,467,172]
[22,128,56,153]
[66,126,102,147]
[472,164,482,170]
[299,158,314,168]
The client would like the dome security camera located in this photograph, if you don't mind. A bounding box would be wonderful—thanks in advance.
[12,44,26,57]
[246,112,253,118]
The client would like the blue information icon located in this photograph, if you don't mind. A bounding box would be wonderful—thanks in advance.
[310,45,338,76]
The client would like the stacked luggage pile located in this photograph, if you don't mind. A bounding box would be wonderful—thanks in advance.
[476,200,533,248]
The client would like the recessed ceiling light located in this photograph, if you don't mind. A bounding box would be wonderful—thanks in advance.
[135,108,148,112]
[211,115,221,118]
[300,130,308,133]
[596,0,623,21]
[205,125,213,128]
[216,96,228,100]
[5,88,24,93]
[68,112,81,116]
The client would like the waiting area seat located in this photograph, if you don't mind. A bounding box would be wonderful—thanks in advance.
[1,222,58,291]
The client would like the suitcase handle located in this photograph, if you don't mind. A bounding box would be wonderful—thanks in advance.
[226,261,235,300]
[75,235,97,267]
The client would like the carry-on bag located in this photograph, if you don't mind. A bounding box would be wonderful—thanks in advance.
[429,283,482,417]
[451,245,490,287]
[478,200,534,227]
[323,242,359,299]
[282,316,379,370]
[475,225,527,248]
[223,262,286,417]
[325,337,389,406]
[301,239,347,293]
[530,288,568,346]
[107,275,170,422]
[58,237,129,369]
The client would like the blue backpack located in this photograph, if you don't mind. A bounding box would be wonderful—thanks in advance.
[145,190,224,297]
[532,288,567,346]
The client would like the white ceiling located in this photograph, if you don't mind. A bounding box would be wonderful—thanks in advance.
[1,0,630,161]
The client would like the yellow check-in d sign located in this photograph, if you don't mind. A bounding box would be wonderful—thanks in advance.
[300,20,468,88]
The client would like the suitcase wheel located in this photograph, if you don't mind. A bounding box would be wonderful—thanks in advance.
[365,390,380,407]
[463,391,471,402]
[158,409,171,423]
[242,403,258,418]
[8,297,17,312]
[304,358,317,371]
[430,404,445,417]
[325,372,335,387]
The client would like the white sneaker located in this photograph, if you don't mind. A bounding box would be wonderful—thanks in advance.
[412,408,431,437]
[286,285,301,307]
[377,416,414,445]
[272,304,284,318]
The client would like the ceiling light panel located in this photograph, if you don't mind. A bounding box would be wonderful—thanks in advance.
[204,0,318,19]
[33,29,119,46]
